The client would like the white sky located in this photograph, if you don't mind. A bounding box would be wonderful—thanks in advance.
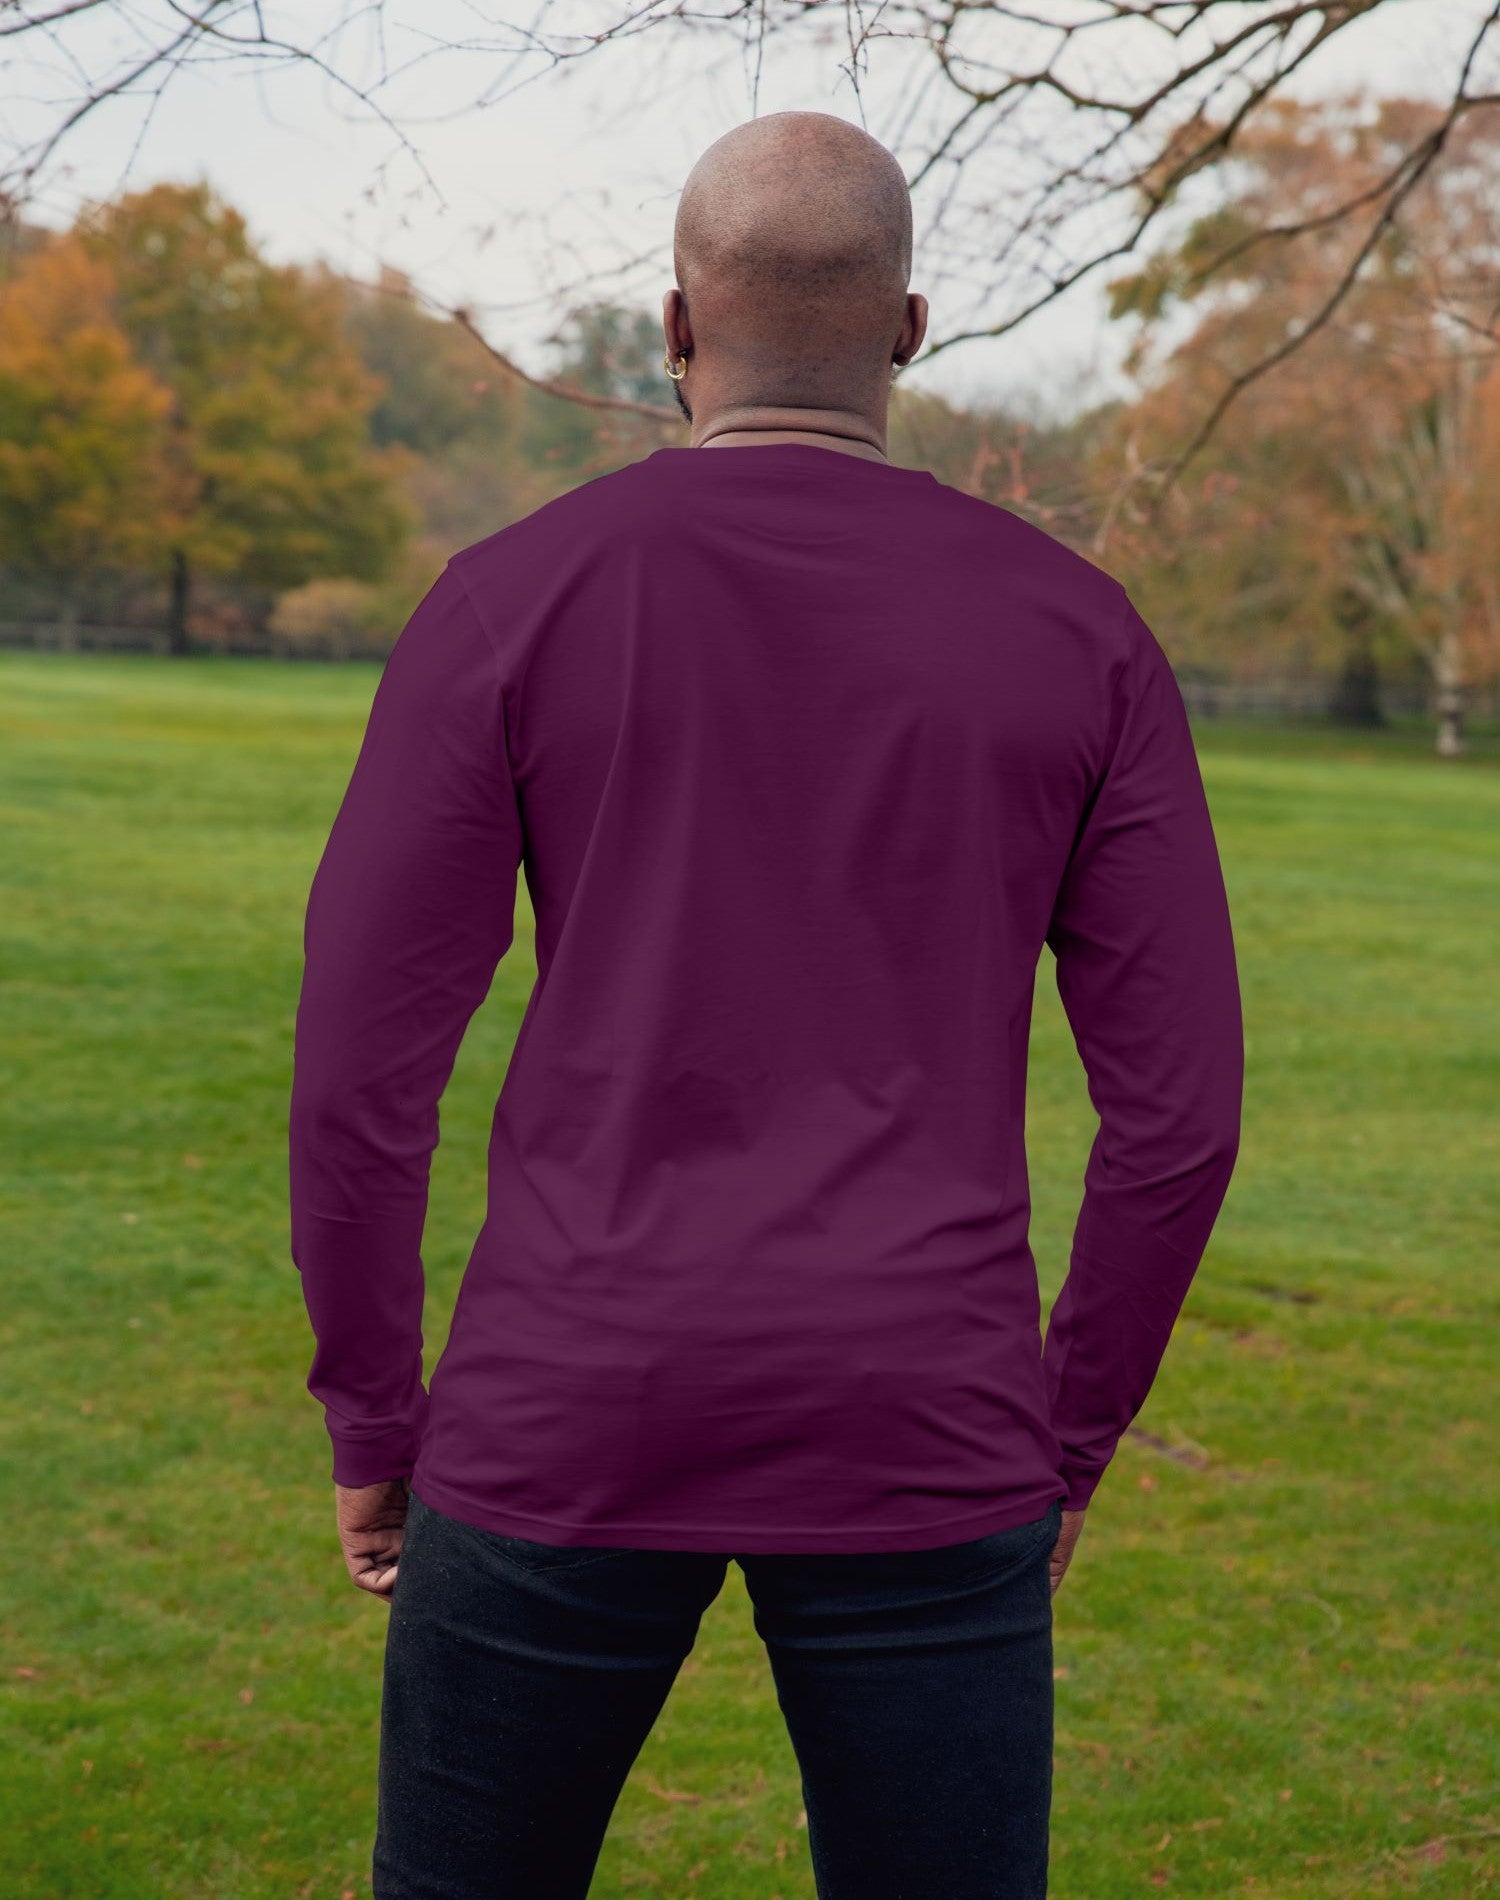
[5,0,1493,416]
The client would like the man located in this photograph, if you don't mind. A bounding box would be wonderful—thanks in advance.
[289,110,1243,1900]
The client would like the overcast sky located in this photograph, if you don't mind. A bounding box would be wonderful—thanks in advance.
[6,0,1493,416]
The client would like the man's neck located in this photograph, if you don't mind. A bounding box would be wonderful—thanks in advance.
[692,406,888,463]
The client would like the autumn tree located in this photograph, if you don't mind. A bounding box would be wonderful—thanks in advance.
[0,233,177,641]
[523,304,673,483]
[340,267,533,555]
[342,276,681,549]
[79,183,410,653]
[344,268,520,461]
[1100,93,1500,753]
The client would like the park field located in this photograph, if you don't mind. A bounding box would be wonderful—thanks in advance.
[1,649,1496,1899]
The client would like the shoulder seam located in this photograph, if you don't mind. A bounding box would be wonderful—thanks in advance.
[446,556,503,667]
[443,557,518,782]
[1094,583,1147,780]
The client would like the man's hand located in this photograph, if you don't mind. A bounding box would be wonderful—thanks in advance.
[1049,1507,1086,1598]
[335,1477,412,1599]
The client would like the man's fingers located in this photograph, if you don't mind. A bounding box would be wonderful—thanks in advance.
[343,1541,402,1595]
[1048,1507,1087,1598]
[334,1478,410,1598]
[339,1529,405,1597]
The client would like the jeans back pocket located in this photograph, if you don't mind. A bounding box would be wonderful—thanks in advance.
[916,1499,1063,1585]
[411,1492,640,1575]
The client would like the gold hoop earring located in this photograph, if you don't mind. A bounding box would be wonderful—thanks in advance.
[664,351,688,381]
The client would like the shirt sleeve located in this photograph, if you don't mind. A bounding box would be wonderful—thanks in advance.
[1041,591,1244,1512]
[287,561,522,1488]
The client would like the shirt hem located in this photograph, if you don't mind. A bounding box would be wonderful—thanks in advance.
[408,1469,1070,1555]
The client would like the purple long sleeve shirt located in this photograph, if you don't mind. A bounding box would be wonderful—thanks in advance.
[288,441,1243,1553]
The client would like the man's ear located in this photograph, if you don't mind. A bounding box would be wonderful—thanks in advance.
[894,290,928,367]
[662,286,693,363]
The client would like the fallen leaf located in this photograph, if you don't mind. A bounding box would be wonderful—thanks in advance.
[639,1773,699,1804]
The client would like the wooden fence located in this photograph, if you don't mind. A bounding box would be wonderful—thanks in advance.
[2,619,1494,721]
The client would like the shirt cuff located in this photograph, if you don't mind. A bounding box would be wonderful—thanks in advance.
[326,1399,429,1488]
[1059,1462,1106,1512]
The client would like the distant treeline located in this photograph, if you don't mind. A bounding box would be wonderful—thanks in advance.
[2,93,1498,751]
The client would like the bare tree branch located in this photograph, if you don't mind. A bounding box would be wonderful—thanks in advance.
[1,0,1497,484]
[1146,2,1500,495]
[448,300,679,422]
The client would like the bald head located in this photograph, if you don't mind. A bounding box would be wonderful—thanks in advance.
[672,112,914,407]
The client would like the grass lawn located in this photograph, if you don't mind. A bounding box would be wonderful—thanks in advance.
[1,650,1496,1899]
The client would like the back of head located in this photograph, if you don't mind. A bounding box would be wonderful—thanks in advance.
[673,112,913,409]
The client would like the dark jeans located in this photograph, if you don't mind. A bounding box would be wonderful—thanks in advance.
[373,1487,1063,1900]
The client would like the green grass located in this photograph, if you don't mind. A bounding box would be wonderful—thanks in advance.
[2,651,1496,1899]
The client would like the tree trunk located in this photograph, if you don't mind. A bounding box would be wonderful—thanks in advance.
[1327,643,1386,727]
[168,549,193,656]
[1327,588,1386,728]
[1432,629,1466,759]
